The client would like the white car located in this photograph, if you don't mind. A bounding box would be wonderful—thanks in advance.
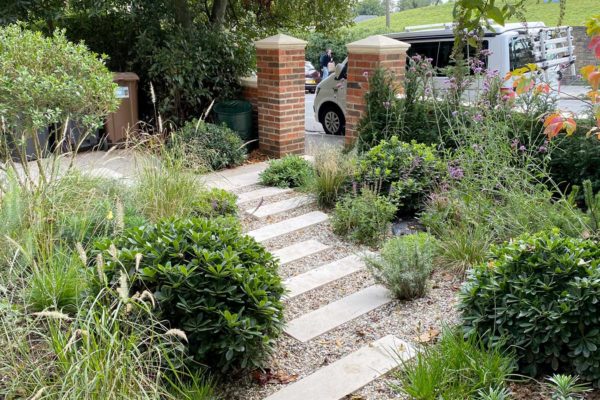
[314,21,576,136]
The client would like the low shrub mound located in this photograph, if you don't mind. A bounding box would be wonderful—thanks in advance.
[460,231,600,384]
[193,188,238,218]
[170,120,246,171]
[366,233,435,299]
[331,189,396,246]
[259,154,312,188]
[95,217,285,371]
[356,136,441,214]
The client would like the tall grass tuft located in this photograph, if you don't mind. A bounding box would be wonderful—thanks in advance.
[1,277,215,399]
[133,155,205,222]
[393,329,514,399]
[309,146,355,209]
[29,248,87,314]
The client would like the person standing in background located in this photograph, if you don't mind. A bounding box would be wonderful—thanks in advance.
[320,48,333,79]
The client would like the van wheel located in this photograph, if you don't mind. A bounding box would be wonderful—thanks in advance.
[320,105,345,136]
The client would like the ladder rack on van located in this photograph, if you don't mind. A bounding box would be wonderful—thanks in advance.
[531,26,576,77]
[404,22,455,32]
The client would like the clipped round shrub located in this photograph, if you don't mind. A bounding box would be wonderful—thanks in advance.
[170,120,247,171]
[356,136,441,214]
[460,231,600,384]
[94,217,285,371]
[331,189,396,246]
[366,233,436,299]
[259,154,312,188]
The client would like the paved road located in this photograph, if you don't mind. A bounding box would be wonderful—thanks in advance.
[305,93,324,133]
[304,86,591,139]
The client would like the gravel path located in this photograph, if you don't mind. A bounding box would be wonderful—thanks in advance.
[219,186,461,400]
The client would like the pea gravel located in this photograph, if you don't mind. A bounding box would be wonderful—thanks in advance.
[219,187,461,400]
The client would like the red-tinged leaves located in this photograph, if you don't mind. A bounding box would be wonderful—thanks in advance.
[543,113,578,139]
[581,65,600,90]
[588,71,600,91]
[535,83,550,94]
[513,76,534,95]
[589,35,600,59]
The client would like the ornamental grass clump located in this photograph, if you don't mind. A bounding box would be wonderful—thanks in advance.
[310,146,356,208]
[460,231,600,384]
[394,329,514,399]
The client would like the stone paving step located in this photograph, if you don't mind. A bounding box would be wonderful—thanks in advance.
[236,187,293,204]
[284,254,367,299]
[285,285,392,342]
[247,195,315,218]
[206,170,262,190]
[272,240,330,266]
[204,156,313,191]
[247,211,328,243]
[263,335,415,400]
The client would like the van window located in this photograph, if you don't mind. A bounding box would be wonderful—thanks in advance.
[407,42,439,63]
[437,41,489,71]
[509,37,536,70]
[407,40,488,76]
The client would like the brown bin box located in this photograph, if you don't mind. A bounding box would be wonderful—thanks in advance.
[105,72,139,145]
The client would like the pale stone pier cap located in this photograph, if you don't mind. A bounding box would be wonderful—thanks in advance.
[346,34,410,54]
[254,33,307,50]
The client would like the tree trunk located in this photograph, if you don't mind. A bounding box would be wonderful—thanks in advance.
[210,0,228,27]
[172,0,192,30]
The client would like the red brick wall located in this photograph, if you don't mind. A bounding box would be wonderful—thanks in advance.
[345,50,408,146]
[242,85,258,109]
[256,48,305,157]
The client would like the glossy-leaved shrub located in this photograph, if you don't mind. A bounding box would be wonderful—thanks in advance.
[460,231,600,384]
[169,120,246,171]
[356,136,441,215]
[331,189,396,246]
[365,233,435,299]
[95,217,285,371]
[259,154,312,188]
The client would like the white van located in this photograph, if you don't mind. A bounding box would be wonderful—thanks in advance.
[314,22,576,135]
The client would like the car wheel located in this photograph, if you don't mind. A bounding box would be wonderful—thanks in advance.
[320,105,345,136]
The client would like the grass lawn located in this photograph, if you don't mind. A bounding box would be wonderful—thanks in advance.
[350,0,595,37]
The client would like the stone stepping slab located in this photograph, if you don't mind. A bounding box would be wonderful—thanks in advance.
[283,254,367,299]
[247,211,328,243]
[206,170,262,190]
[272,240,330,266]
[285,285,392,342]
[263,335,415,400]
[236,187,293,204]
[246,195,315,218]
